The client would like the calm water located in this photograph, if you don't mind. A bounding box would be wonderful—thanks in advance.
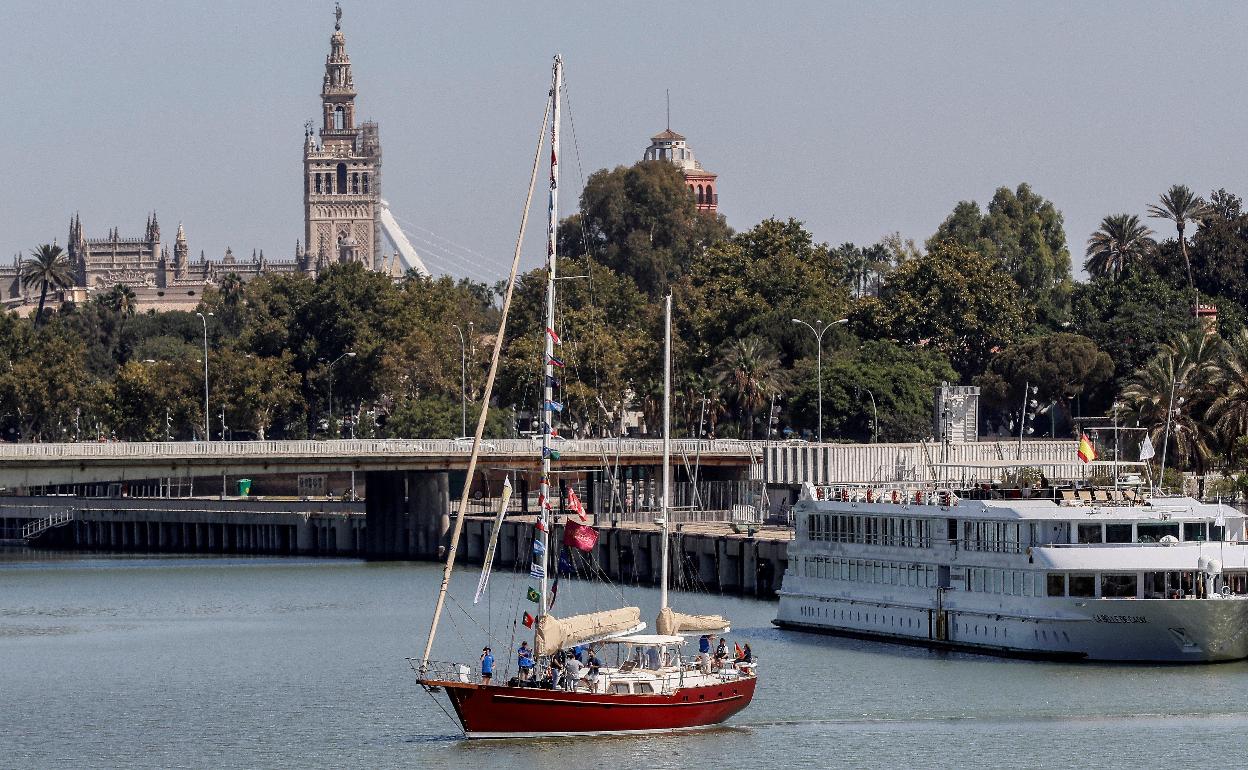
[3,549,1248,769]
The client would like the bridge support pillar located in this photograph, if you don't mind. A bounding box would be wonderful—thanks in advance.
[365,470,448,559]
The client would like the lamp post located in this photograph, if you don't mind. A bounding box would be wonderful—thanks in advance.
[791,317,848,442]
[864,388,878,443]
[452,323,470,438]
[324,351,356,437]
[1158,377,1184,493]
[195,312,213,440]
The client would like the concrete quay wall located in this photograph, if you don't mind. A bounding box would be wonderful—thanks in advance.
[2,495,790,597]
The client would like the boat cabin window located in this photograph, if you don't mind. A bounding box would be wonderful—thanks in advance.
[1137,523,1179,543]
[1183,522,1208,542]
[946,518,958,544]
[611,682,631,694]
[1105,524,1133,543]
[635,682,655,694]
[1144,571,1168,599]
[1069,574,1096,597]
[1100,573,1137,598]
[1077,524,1103,544]
[1047,573,1066,597]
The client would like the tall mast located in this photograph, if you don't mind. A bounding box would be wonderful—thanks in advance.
[539,54,562,617]
[660,293,672,610]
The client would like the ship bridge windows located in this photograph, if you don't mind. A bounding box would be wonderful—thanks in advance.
[1183,522,1208,542]
[1069,574,1096,597]
[1105,524,1133,543]
[1137,523,1179,543]
[962,520,1023,553]
[1101,573,1137,598]
[1047,573,1067,597]
[806,512,931,547]
[1077,524,1103,544]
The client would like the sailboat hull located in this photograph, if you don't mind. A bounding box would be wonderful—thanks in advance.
[428,677,757,738]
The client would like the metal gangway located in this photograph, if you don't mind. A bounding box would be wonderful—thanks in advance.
[21,509,76,541]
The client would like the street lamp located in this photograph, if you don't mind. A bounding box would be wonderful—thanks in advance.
[195,312,213,440]
[791,317,848,442]
[452,323,473,438]
[1158,378,1184,493]
[864,388,878,443]
[324,351,356,437]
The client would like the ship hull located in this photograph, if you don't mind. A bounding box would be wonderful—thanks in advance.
[427,676,757,738]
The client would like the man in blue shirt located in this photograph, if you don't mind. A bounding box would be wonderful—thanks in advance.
[698,634,713,673]
[517,641,535,682]
[480,646,494,685]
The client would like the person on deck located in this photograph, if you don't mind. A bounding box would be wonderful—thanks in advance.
[586,648,602,690]
[646,645,661,670]
[574,644,586,664]
[734,643,753,665]
[563,649,582,690]
[714,638,728,667]
[698,634,713,673]
[550,647,566,689]
[480,647,494,685]
[517,641,535,682]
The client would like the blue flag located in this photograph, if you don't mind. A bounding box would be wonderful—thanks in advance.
[544,400,564,413]
[532,539,546,557]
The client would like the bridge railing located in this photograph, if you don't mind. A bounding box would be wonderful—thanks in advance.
[0,438,763,460]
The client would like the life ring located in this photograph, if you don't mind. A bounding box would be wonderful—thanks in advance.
[1221,585,1232,597]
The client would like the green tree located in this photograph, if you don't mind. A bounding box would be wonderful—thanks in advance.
[20,244,73,327]
[1147,184,1211,308]
[715,337,788,439]
[1206,328,1248,455]
[788,339,957,442]
[976,333,1114,435]
[929,184,1073,325]
[1119,330,1220,473]
[559,160,731,297]
[858,240,1029,380]
[1085,214,1154,280]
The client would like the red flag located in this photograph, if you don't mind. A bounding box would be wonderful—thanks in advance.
[546,327,561,345]
[522,612,535,629]
[563,520,599,552]
[566,488,589,523]
[734,642,743,659]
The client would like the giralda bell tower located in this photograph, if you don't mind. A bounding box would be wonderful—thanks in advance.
[303,4,382,273]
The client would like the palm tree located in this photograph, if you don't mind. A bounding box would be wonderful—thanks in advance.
[102,284,137,317]
[1119,330,1219,476]
[715,338,787,439]
[19,243,73,327]
[1147,184,1211,308]
[1206,328,1248,453]
[1084,214,1154,280]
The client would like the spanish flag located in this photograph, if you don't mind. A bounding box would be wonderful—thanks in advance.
[1077,433,1097,463]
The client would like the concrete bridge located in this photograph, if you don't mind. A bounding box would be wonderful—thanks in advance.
[0,438,760,488]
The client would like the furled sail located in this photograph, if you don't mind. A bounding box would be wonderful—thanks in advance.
[655,606,731,636]
[535,607,643,656]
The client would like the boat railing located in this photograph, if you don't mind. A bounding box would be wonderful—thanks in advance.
[407,658,479,685]
[1039,540,1244,549]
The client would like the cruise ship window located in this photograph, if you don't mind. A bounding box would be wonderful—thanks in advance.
[1143,572,1166,598]
[1137,523,1179,543]
[947,518,958,544]
[1023,572,1034,596]
[1077,524,1103,544]
[1105,524,1132,543]
[1183,522,1208,542]
[1101,573,1137,598]
[994,569,1004,593]
[1069,574,1096,597]
[1047,573,1066,597]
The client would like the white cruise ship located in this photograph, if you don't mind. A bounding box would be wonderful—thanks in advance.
[774,483,1248,662]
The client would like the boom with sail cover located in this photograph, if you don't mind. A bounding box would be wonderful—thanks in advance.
[655,607,731,636]
[534,607,644,656]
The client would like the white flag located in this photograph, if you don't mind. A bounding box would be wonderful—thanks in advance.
[1139,435,1155,461]
[473,478,513,604]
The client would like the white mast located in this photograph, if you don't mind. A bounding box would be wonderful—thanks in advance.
[660,293,672,610]
[539,55,562,617]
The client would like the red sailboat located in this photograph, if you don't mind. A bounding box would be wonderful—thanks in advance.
[413,55,756,738]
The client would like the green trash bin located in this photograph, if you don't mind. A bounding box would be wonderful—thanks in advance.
[237,478,252,497]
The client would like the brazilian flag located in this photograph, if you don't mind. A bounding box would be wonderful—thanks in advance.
[526,586,540,603]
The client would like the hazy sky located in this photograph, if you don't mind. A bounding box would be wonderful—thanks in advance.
[6,1,1247,283]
